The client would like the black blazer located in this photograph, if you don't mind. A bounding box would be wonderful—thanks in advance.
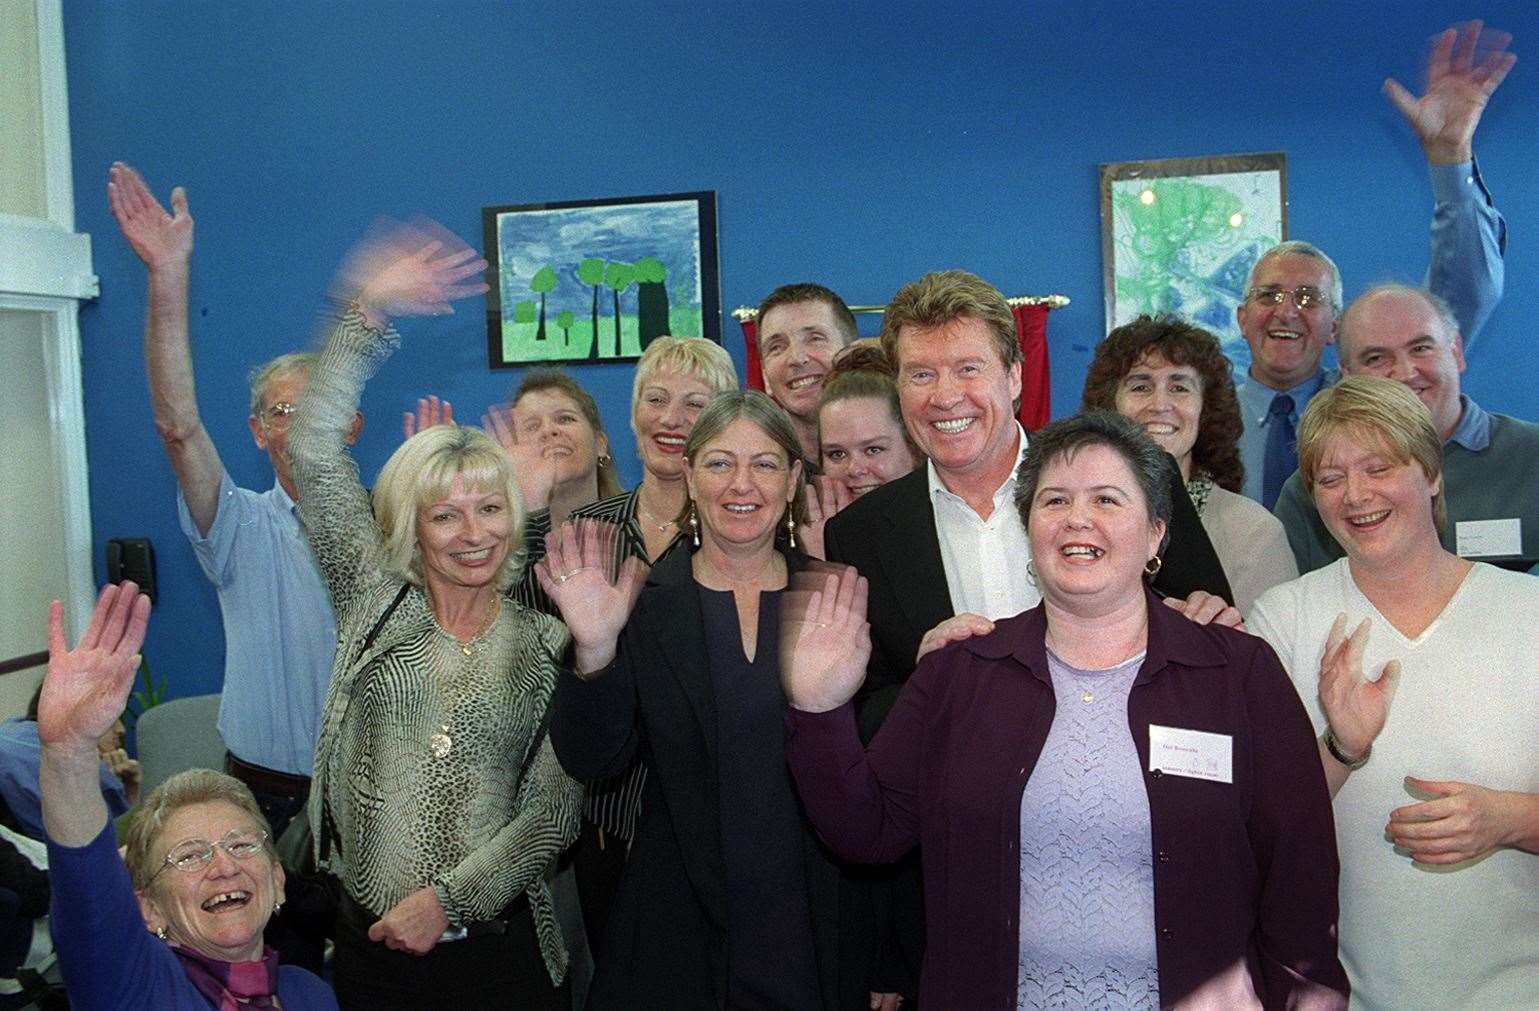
[550,546,849,1010]
[823,458,1231,694]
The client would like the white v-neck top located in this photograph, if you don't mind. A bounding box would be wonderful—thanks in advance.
[1250,559,1539,1010]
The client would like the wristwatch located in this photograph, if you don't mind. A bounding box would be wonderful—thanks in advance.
[1323,727,1370,770]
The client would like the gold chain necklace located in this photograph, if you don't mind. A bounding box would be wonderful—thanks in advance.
[635,491,678,534]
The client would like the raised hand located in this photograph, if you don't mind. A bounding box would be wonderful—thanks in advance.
[403,395,454,441]
[38,582,152,756]
[335,219,489,328]
[535,521,647,674]
[1385,20,1516,165]
[484,403,557,511]
[107,162,193,270]
[781,563,871,713]
[1317,614,1402,759]
[796,475,851,561]
[1387,777,1530,865]
[916,613,994,664]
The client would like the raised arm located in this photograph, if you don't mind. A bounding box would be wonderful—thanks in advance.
[108,163,223,534]
[1386,21,1514,341]
[38,582,151,847]
[289,223,488,610]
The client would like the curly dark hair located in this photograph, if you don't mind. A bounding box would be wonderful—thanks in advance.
[1080,314,1244,493]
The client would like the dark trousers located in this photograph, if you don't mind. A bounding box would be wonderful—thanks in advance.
[572,819,629,957]
[224,753,324,973]
[333,891,569,1011]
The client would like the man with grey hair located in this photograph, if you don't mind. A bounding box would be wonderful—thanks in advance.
[1234,21,1512,508]
[1273,282,1539,573]
[108,163,360,838]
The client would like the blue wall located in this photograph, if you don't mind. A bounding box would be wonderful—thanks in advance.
[65,0,1537,699]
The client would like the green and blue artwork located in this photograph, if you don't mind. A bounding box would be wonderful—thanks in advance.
[1103,156,1284,375]
[482,191,720,367]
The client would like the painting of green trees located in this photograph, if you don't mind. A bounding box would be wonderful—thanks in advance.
[482,192,720,366]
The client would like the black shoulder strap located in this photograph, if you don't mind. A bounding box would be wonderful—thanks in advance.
[361,582,412,655]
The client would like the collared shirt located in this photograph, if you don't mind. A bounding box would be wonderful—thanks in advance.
[928,423,1038,621]
[177,470,337,775]
[1236,157,1504,504]
[0,719,128,840]
[1236,371,1332,504]
[1445,394,1492,452]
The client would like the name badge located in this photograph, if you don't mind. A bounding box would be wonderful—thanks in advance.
[1149,725,1232,784]
[1455,518,1522,559]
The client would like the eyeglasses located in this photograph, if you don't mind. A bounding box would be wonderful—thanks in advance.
[1245,286,1329,310]
[149,828,269,881]
[262,402,298,429]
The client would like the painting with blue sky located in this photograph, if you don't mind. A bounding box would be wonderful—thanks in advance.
[482,191,720,367]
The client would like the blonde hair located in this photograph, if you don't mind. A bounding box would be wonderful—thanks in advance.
[123,769,274,893]
[630,336,738,432]
[1297,375,1446,530]
[372,425,527,589]
[878,270,1020,371]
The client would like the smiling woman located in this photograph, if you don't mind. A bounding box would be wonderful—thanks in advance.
[288,223,580,1010]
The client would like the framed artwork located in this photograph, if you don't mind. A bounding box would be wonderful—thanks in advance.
[1099,153,1285,365]
[482,191,720,367]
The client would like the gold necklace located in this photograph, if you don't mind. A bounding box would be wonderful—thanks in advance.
[635,492,678,534]
[442,595,501,657]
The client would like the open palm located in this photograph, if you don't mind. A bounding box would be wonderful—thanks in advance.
[37,582,152,753]
[536,521,646,659]
[781,564,871,714]
[1317,614,1402,757]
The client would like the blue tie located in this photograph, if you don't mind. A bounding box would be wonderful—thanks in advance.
[1261,393,1296,510]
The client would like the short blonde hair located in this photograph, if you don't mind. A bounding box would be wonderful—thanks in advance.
[630,337,738,432]
[878,270,1020,371]
[1297,375,1446,530]
[123,769,274,893]
[373,425,526,589]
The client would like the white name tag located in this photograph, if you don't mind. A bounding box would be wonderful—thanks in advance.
[1149,725,1232,784]
[1455,518,1523,559]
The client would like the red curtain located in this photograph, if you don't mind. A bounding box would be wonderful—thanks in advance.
[737,302,1052,427]
[1012,302,1051,431]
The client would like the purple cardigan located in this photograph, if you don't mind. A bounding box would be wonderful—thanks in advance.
[785,590,1348,1010]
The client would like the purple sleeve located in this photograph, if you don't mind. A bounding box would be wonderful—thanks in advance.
[1240,636,1350,1007]
[784,660,941,864]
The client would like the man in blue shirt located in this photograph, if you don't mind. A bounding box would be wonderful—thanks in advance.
[1235,22,1512,507]
[108,163,361,838]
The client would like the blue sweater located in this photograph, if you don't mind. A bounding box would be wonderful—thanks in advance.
[47,821,335,1010]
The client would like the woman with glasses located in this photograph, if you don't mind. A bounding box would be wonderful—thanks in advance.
[38,580,338,1009]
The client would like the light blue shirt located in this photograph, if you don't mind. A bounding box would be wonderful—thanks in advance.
[177,470,336,775]
[1236,159,1505,503]
[1445,394,1492,452]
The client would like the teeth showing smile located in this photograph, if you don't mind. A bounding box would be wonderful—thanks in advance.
[932,418,974,434]
[1349,510,1389,527]
[202,891,251,912]
[1268,330,1302,341]
[453,547,493,561]
[1144,423,1177,435]
[787,375,822,391]
[656,435,685,447]
[724,504,759,514]
[1061,545,1103,558]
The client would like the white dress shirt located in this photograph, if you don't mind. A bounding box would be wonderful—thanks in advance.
[930,424,1039,621]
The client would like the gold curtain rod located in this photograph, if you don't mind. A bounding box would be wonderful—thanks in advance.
[731,293,1069,322]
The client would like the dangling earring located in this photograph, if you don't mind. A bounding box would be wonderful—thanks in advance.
[1025,559,1037,585]
[598,453,612,467]
[155,926,168,941]
[688,503,700,547]
[786,507,797,550]
[273,901,283,916]
[1144,555,1163,579]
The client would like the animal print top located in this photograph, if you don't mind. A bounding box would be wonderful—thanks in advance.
[290,307,581,984]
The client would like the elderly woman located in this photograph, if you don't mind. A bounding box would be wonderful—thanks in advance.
[782,411,1347,1009]
[289,231,580,1009]
[1248,376,1539,1009]
[1083,314,1297,613]
[38,581,336,1009]
[541,391,858,1009]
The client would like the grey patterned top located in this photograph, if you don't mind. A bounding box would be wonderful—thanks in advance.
[291,308,582,984]
[1017,648,1158,1010]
